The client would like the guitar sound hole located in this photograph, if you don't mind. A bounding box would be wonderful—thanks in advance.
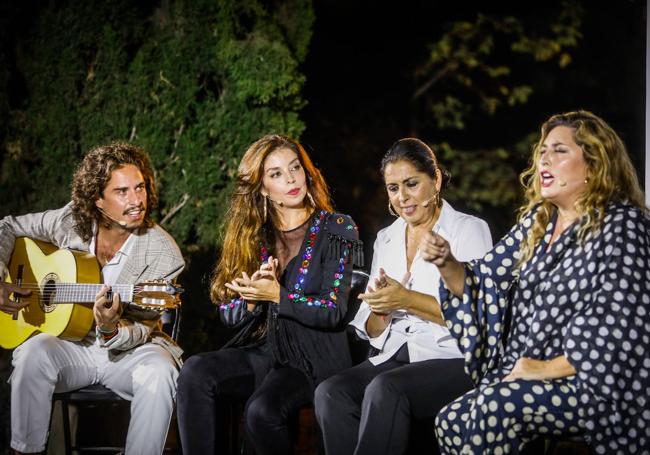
[41,279,57,313]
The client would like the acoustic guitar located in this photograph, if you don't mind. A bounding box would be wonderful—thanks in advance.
[0,237,182,349]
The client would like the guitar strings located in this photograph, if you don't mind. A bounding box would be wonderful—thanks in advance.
[9,284,136,302]
[8,284,177,307]
[6,284,141,290]
[14,295,176,306]
[14,298,175,307]
[7,284,149,293]
[7,283,176,309]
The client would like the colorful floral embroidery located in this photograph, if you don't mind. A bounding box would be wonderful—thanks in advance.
[285,211,350,309]
[221,210,350,312]
[219,297,243,311]
[260,244,269,263]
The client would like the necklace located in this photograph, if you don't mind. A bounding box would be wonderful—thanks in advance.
[281,216,311,233]
[97,243,119,265]
[278,208,313,232]
[96,231,128,265]
[100,252,115,264]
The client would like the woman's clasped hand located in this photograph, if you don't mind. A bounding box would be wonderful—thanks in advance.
[225,256,281,304]
[358,267,411,316]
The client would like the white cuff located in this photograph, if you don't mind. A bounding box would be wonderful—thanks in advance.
[349,302,392,351]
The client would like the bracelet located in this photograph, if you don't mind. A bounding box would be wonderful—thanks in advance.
[102,331,118,341]
[98,323,119,340]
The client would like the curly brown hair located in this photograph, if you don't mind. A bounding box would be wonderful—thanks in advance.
[71,142,158,242]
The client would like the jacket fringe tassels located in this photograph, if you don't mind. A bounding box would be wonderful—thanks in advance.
[327,234,364,268]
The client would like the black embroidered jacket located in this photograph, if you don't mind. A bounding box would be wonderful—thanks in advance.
[219,211,363,385]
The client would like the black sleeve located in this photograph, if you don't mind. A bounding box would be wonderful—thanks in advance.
[218,298,264,329]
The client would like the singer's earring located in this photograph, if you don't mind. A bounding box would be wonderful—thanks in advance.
[388,201,399,217]
[263,196,268,222]
[434,191,440,207]
[307,191,315,207]
[584,177,589,184]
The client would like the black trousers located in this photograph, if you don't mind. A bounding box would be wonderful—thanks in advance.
[314,345,473,455]
[176,345,312,455]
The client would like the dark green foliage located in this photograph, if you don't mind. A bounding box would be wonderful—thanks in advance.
[0,1,313,451]
[0,0,313,250]
[412,1,584,220]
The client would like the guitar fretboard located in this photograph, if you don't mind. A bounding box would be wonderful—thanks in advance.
[51,284,134,303]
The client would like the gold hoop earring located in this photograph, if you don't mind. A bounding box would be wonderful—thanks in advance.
[388,201,399,217]
[307,191,315,207]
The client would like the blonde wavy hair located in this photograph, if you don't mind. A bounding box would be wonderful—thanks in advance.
[210,134,334,304]
[518,110,646,265]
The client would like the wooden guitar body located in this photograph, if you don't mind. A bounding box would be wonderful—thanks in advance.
[0,238,98,349]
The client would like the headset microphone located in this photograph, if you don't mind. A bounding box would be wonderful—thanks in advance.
[98,207,128,228]
[558,180,568,187]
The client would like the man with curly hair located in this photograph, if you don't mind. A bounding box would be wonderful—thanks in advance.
[0,142,185,455]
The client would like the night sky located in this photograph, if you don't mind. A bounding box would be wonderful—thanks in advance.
[301,0,646,248]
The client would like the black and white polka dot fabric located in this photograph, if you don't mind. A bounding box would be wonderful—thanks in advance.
[434,203,650,454]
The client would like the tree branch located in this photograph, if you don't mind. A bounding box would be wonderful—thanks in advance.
[160,193,190,226]
[412,63,456,101]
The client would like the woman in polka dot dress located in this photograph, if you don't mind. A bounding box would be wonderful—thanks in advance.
[421,111,650,454]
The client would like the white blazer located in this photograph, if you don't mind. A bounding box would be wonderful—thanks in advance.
[350,200,492,364]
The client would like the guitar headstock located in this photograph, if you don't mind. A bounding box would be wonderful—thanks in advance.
[131,281,184,311]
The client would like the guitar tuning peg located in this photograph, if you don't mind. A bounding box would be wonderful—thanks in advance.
[169,285,184,295]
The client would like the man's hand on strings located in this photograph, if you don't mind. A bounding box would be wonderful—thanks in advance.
[0,282,31,315]
[94,285,123,333]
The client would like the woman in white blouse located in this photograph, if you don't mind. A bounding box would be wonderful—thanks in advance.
[315,138,492,455]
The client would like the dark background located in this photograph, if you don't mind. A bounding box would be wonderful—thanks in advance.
[302,0,646,245]
[179,0,647,354]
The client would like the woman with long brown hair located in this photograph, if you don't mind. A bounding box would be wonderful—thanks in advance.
[176,134,363,454]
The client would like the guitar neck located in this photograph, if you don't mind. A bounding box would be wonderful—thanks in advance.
[52,284,134,304]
